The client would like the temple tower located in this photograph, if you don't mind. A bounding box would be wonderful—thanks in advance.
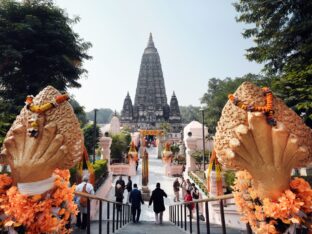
[121,33,181,132]
[169,91,182,132]
[132,33,169,129]
[121,92,133,123]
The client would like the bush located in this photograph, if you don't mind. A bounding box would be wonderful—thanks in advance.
[224,170,236,193]
[93,159,108,180]
[110,132,131,162]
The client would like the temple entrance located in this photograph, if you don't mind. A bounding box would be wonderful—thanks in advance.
[139,129,163,157]
[144,135,157,148]
[138,129,164,200]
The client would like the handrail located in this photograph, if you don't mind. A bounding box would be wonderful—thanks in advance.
[175,194,234,206]
[74,191,131,234]
[169,193,252,234]
[74,191,123,205]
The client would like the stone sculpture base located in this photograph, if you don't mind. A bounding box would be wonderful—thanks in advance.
[141,186,150,201]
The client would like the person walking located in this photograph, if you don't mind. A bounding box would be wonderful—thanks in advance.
[149,183,167,224]
[184,190,194,218]
[129,184,144,223]
[173,178,180,202]
[186,178,193,192]
[126,176,132,204]
[75,174,95,230]
[115,175,125,191]
[115,183,124,212]
[181,177,187,199]
[191,183,205,221]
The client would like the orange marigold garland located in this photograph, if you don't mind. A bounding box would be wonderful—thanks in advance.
[233,171,312,233]
[228,87,276,126]
[0,170,78,233]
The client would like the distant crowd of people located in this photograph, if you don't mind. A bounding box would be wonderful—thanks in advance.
[173,177,205,221]
[114,176,167,224]
[74,174,204,229]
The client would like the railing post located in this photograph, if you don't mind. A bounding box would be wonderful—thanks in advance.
[177,204,180,227]
[120,205,122,228]
[122,205,125,226]
[99,200,102,234]
[116,205,119,230]
[196,202,200,234]
[184,204,187,231]
[205,201,210,234]
[169,206,171,222]
[174,205,176,224]
[87,198,91,234]
[189,204,192,234]
[219,199,226,234]
[180,204,183,229]
[112,203,115,233]
[107,202,110,234]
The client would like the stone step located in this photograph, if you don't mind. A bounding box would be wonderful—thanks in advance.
[115,221,186,234]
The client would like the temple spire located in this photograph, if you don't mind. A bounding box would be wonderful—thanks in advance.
[147,33,155,48]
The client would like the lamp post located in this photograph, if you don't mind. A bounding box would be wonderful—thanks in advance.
[92,108,98,163]
[200,106,206,171]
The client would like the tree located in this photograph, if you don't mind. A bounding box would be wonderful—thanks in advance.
[201,74,270,134]
[191,150,210,171]
[233,0,312,127]
[69,97,88,127]
[86,108,114,124]
[159,122,172,135]
[179,105,201,123]
[110,132,131,162]
[83,123,100,156]
[0,0,91,110]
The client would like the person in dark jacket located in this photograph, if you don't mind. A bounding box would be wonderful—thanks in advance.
[129,183,144,223]
[149,183,167,224]
[126,176,132,203]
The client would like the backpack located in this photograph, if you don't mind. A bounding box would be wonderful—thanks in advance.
[80,183,89,207]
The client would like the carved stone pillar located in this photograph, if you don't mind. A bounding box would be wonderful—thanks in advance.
[185,135,197,173]
[99,136,112,170]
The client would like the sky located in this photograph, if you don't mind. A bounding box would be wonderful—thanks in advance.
[55,0,262,112]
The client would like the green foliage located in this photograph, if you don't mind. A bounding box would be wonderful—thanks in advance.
[234,0,312,127]
[189,171,208,195]
[179,105,201,123]
[110,132,131,161]
[69,167,77,185]
[201,74,271,134]
[170,143,180,155]
[159,122,172,135]
[86,108,114,124]
[191,150,210,170]
[173,155,186,165]
[92,159,108,181]
[0,0,91,144]
[83,123,100,156]
[0,101,16,145]
[69,97,88,127]
[272,65,312,127]
[224,170,236,193]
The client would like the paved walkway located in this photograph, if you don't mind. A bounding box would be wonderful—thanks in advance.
[99,146,177,222]
[73,147,247,233]
[115,221,185,234]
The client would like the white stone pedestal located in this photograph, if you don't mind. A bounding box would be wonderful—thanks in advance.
[141,186,151,201]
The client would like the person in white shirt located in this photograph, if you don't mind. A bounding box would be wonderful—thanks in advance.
[75,174,95,230]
